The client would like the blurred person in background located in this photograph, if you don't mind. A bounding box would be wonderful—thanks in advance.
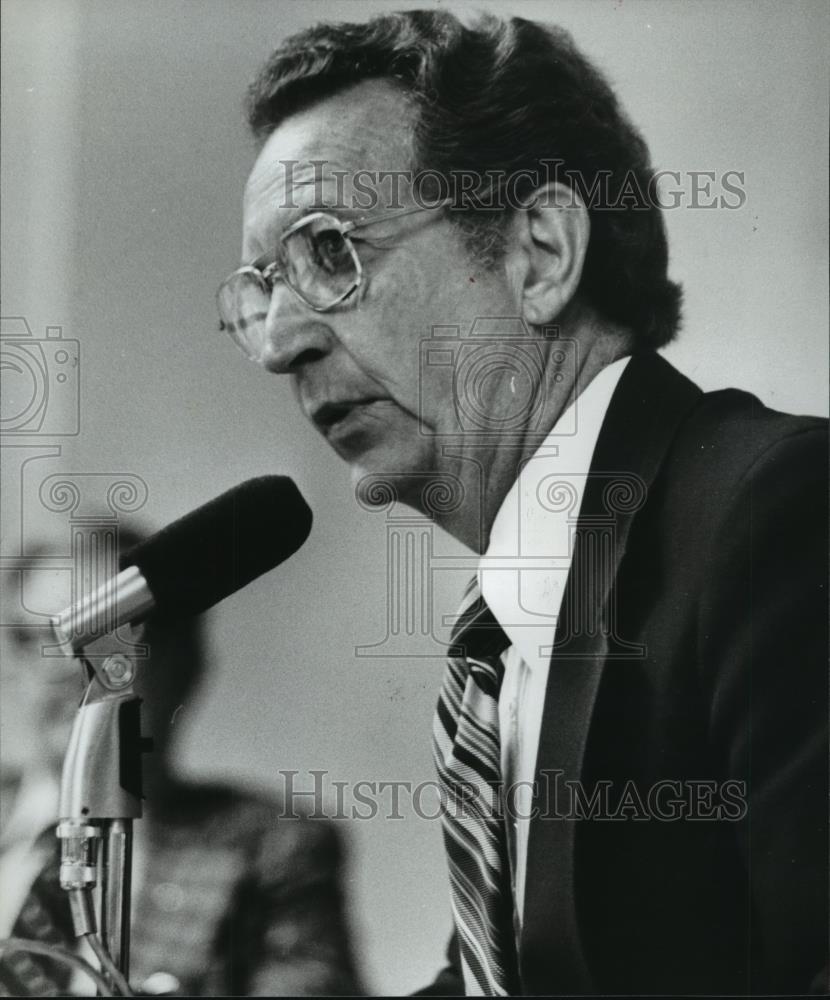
[0,528,363,996]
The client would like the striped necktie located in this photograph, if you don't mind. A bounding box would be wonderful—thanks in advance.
[433,577,519,996]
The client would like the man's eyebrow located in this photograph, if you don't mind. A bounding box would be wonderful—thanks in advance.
[262,199,365,248]
[281,169,382,222]
[245,171,368,264]
[274,204,314,235]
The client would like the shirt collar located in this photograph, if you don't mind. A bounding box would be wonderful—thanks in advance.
[479,356,630,669]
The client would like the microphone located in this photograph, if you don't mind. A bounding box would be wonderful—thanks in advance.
[52,476,313,653]
[52,476,311,955]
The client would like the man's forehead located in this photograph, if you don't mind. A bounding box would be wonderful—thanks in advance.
[244,78,415,216]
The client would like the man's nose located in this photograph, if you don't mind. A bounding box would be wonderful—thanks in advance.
[258,287,332,373]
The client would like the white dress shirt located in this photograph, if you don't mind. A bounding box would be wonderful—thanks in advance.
[479,356,630,922]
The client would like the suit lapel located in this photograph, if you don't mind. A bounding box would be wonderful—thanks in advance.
[519,353,702,993]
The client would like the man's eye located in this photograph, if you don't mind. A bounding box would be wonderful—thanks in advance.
[311,229,350,272]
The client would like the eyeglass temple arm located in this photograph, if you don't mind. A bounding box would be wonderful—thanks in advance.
[346,196,455,232]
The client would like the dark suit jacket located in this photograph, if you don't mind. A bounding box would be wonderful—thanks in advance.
[5,781,363,996]
[424,352,828,996]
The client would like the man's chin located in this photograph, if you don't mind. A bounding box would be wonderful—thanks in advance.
[346,442,438,511]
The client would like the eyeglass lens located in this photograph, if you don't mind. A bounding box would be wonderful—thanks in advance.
[284,215,358,303]
[219,214,360,359]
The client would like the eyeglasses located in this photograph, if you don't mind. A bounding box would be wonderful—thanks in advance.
[217,200,451,363]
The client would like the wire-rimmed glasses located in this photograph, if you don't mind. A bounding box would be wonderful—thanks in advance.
[217,201,451,363]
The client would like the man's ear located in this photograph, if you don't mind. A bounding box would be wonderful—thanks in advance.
[511,183,590,326]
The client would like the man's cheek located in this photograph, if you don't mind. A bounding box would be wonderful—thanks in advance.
[361,279,428,391]
[370,244,441,315]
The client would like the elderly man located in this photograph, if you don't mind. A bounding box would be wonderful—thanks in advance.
[218,11,828,996]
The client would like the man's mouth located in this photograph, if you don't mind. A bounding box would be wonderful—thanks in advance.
[310,399,388,438]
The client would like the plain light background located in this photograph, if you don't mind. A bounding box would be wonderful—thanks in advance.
[1,0,827,993]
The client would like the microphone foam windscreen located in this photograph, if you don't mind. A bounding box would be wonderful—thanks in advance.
[120,476,312,620]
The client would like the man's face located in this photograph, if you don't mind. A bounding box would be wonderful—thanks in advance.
[242,80,522,503]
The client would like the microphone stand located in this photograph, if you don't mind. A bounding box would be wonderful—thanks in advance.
[53,619,151,994]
